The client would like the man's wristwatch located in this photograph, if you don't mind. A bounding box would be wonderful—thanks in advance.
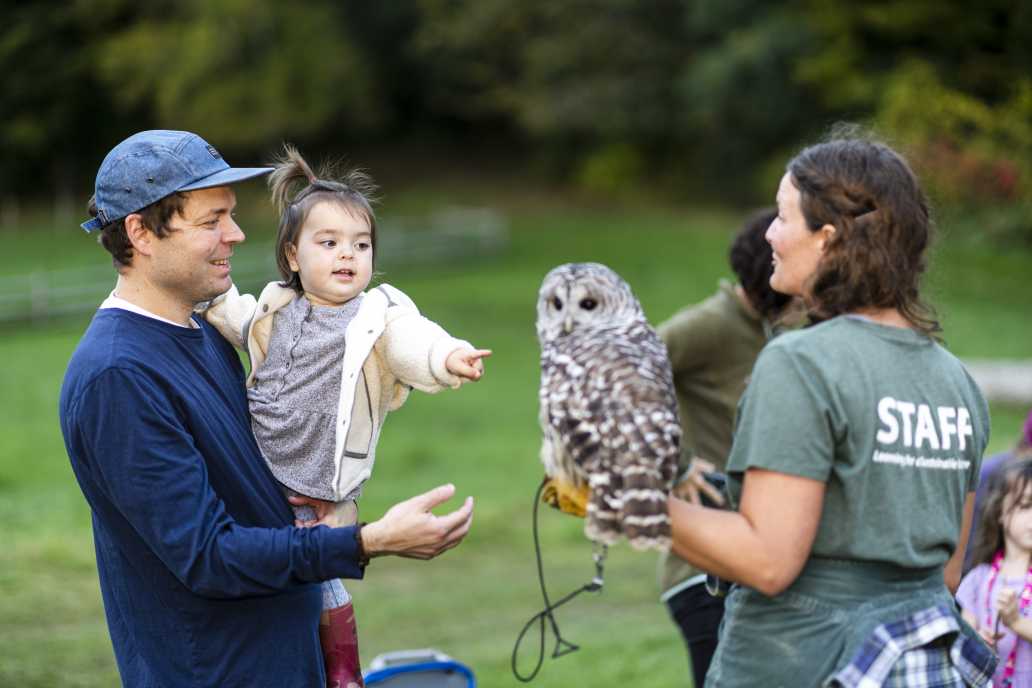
[355,522,370,568]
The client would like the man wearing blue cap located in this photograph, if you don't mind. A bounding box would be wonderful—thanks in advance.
[60,131,474,687]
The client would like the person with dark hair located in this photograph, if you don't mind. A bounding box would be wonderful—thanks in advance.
[964,408,1032,573]
[202,144,490,686]
[60,131,475,688]
[667,133,996,686]
[957,452,1032,687]
[655,208,794,686]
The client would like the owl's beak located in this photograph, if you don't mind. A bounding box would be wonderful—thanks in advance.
[562,314,573,334]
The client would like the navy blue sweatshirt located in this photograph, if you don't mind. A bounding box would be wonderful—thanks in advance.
[59,309,365,687]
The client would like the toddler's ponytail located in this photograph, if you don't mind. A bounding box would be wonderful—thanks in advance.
[269,144,319,216]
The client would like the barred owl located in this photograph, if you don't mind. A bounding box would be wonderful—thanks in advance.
[536,262,680,551]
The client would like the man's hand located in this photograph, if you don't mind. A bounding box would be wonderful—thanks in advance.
[445,348,492,381]
[361,484,474,560]
[672,457,725,507]
[287,494,358,528]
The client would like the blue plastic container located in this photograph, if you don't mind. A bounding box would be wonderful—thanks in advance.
[363,649,476,687]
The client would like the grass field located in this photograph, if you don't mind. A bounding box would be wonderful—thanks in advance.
[1,185,1029,687]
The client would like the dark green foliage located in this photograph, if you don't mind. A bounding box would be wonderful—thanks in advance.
[0,2,138,198]
[95,1,380,152]
[5,0,1032,230]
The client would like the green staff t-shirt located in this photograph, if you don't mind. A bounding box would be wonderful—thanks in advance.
[726,316,989,569]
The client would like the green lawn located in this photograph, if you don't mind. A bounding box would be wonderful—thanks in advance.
[1,189,1029,687]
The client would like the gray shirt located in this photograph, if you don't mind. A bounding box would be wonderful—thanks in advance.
[248,294,364,500]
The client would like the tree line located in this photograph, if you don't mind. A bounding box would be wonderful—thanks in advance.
[4,0,1032,230]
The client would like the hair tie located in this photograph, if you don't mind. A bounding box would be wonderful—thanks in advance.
[292,179,324,206]
[853,199,877,218]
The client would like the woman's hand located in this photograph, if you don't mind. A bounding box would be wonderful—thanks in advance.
[446,347,492,381]
[672,457,725,507]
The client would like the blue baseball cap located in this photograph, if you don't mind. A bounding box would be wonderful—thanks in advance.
[81,130,272,232]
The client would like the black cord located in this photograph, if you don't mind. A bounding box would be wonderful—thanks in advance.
[511,479,607,683]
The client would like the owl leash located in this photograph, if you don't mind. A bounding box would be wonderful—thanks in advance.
[511,478,608,682]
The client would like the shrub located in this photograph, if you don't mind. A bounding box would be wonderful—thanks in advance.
[876,60,1032,244]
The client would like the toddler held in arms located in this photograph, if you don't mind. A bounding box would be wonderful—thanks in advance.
[203,146,490,687]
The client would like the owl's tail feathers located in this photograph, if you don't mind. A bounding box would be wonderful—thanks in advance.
[584,475,622,547]
[618,465,671,552]
[624,513,671,552]
[583,470,671,552]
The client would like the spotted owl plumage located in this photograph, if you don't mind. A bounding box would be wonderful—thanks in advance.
[536,262,680,551]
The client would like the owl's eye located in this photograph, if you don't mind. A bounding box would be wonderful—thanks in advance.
[579,298,598,311]
[553,296,563,311]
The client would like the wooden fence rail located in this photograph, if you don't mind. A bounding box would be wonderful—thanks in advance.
[0,207,508,325]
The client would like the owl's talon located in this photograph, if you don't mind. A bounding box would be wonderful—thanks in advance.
[540,477,590,518]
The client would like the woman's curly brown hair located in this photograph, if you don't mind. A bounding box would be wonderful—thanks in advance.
[788,130,941,337]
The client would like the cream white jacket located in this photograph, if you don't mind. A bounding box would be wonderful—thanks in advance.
[203,281,471,501]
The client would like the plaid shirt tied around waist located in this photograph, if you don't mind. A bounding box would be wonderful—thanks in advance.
[827,605,996,688]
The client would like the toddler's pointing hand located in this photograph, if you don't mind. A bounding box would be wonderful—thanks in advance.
[446,347,492,381]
